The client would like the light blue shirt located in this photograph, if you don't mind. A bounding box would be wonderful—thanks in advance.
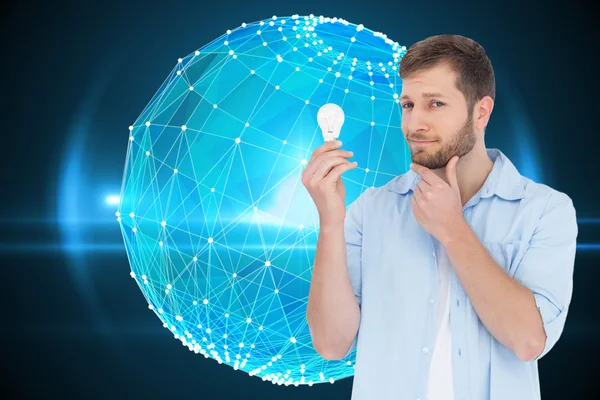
[342,148,578,400]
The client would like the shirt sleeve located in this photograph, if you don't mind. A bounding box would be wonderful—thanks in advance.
[342,189,368,358]
[512,192,578,361]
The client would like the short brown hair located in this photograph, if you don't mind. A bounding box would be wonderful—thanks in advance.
[399,34,495,112]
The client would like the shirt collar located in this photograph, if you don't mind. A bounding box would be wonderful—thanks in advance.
[386,148,526,201]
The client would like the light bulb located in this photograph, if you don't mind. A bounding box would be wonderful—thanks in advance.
[317,103,345,142]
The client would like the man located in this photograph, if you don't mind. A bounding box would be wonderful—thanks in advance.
[303,34,578,400]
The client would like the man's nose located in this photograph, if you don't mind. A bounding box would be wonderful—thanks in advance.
[405,109,429,134]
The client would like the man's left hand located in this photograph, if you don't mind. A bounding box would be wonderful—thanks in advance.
[410,156,466,244]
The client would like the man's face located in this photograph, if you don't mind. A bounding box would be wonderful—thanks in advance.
[399,62,476,170]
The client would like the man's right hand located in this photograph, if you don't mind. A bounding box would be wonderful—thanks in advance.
[301,140,357,226]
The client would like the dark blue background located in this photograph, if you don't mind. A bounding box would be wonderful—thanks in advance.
[2,0,598,398]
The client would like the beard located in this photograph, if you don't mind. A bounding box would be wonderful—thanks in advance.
[408,113,476,170]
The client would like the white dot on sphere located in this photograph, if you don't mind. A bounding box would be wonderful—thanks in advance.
[335,72,340,77]
[211,188,215,192]
[319,79,323,83]
[265,261,271,266]
[174,169,178,174]
[275,289,279,294]
[161,220,166,226]
[181,125,187,131]
[301,159,307,165]
[254,207,258,211]
[296,67,300,71]
[213,104,218,108]
[129,212,135,217]
[282,140,287,144]
[176,71,182,75]
[193,257,197,261]
[251,70,255,74]
[371,121,375,126]
[232,274,236,278]
[345,89,349,93]
[245,122,249,127]
[195,50,200,55]
[208,237,214,243]
[203,299,209,304]
[178,58,182,63]
[189,86,194,91]
[351,37,356,42]
[247,318,252,323]
[242,23,246,27]
[128,125,133,131]
[259,326,263,330]
[257,30,261,34]
[132,227,137,233]
[299,224,304,229]
[229,50,234,55]
[224,40,229,45]
[371,96,375,100]
[366,168,370,172]
[129,136,134,141]
[145,121,150,126]
[275,85,280,90]
[115,211,120,217]
[305,100,309,104]
[227,29,231,34]
[145,151,150,156]
[235,138,241,143]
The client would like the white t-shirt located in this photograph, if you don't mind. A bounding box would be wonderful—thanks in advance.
[426,238,455,400]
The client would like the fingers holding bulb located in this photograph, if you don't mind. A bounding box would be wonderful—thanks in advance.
[308,140,342,165]
[311,153,354,181]
[324,160,358,185]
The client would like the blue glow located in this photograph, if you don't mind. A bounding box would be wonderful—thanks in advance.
[118,14,408,386]
[577,218,600,224]
[105,195,121,205]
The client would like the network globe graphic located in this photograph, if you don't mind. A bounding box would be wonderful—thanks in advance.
[118,14,410,386]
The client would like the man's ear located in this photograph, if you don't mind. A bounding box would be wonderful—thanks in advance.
[475,96,494,131]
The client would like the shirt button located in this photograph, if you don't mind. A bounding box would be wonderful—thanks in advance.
[422,347,429,354]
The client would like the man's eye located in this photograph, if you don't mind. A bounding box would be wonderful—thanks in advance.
[401,103,413,109]
[432,101,444,107]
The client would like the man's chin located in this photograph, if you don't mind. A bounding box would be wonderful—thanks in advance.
[411,157,446,170]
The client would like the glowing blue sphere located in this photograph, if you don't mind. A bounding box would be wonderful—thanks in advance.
[119,14,409,386]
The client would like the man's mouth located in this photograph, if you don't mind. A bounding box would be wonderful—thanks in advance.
[411,140,437,145]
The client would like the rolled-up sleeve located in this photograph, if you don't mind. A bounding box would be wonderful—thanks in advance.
[342,190,368,358]
[513,192,578,361]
